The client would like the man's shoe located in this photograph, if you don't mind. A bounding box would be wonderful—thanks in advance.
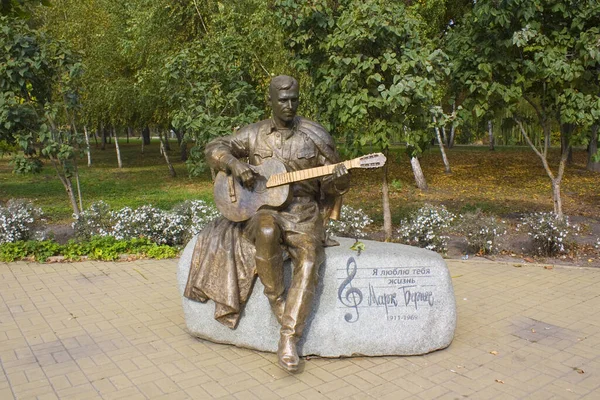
[277,334,299,372]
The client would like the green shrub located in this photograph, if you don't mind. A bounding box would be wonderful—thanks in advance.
[0,236,181,262]
[0,242,28,262]
[457,210,507,255]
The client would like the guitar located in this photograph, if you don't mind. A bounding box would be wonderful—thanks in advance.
[214,153,387,222]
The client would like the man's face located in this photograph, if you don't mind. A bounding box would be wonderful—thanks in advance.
[271,88,299,123]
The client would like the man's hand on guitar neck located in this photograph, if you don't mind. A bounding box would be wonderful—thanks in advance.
[324,164,350,194]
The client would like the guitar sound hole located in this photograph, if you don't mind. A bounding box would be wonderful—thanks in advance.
[253,176,268,193]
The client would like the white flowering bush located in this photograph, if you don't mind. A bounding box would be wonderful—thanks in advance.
[73,200,219,246]
[457,210,507,255]
[519,212,578,256]
[397,204,456,252]
[595,237,600,250]
[73,200,114,239]
[171,200,221,237]
[328,205,373,238]
[0,199,43,244]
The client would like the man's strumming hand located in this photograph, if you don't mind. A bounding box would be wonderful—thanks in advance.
[229,159,256,189]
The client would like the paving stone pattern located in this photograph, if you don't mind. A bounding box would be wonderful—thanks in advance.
[1,258,599,399]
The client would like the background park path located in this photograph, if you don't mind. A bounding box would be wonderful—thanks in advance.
[1,258,599,399]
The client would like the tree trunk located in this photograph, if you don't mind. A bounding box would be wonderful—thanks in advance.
[560,123,574,165]
[51,159,80,217]
[551,179,563,220]
[488,120,495,151]
[93,128,99,148]
[159,131,176,177]
[113,127,123,168]
[83,126,92,166]
[172,128,188,161]
[447,125,455,148]
[74,164,83,212]
[142,126,151,145]
[514,117,566,221]
[127,126,132,143]
[163,130,171,151]
[433,116,451,174]
[101,123,107,150]
[410,156,428,190]
[441,126,447,147]
[447,102,456,148]
[381,153,392,241]
[180,139,188,162]
[587,125,600,172]
[65,176,80,218]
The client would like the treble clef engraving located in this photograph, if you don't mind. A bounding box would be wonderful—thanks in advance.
[337,257,363,323]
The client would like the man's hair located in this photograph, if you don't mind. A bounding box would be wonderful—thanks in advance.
[269,75,299,99]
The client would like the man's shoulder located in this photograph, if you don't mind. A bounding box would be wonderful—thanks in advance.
[236,119,271,136]
[295,117,337,162]
[296,117,333,143]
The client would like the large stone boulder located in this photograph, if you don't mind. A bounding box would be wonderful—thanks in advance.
[177,236,456,357]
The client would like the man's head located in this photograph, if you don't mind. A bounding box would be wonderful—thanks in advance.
[269,75,299,126]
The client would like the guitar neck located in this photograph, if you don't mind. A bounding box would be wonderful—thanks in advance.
[266,159,359,188]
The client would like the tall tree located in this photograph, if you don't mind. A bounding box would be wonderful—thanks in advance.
[447,0,600,220]
[0,16,84,215]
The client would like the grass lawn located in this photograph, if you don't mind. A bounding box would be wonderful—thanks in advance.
[1,139,599,226]
[0,138,214,223]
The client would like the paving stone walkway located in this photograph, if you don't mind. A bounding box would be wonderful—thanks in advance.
[1,258,599,399]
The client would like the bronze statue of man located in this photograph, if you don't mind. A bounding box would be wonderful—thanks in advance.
[184,75,349,372]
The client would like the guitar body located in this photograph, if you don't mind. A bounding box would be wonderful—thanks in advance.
[214,158,291,222]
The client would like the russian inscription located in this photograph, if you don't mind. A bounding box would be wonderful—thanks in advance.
[337,256,436,323]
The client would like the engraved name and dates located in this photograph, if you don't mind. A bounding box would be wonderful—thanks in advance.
[337,256,435,323]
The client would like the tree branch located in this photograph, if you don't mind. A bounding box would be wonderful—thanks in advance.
[513,117,555,180]
[192,0,209,34]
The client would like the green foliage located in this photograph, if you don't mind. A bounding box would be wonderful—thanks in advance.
[390,179,403,191]
[0,139,17,155]
[39,0,290,176]
[9,154,42,174]
[0,240,59,262]
[162,39,263,175]
[145,245,178,260]
[447,0,600,138]
[0,236,180,262]
[0,241,27,261]
[159,0,288,175]
[0,14,85,215]
[275,0,449,157]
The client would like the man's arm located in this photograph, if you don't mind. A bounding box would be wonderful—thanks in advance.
[205,128,256,187]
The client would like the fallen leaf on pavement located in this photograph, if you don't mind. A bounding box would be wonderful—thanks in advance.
[544,265,553,270]
[490,350,499,355]
[495,379,505,384]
